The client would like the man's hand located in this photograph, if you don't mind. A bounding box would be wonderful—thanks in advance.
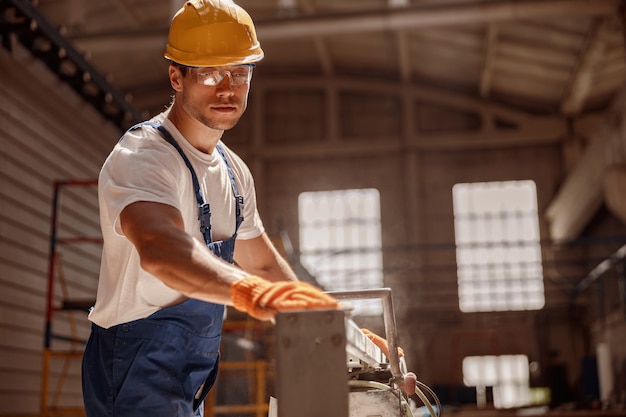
[231,276,340,321]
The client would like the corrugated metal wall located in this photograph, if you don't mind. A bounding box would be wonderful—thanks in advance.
[0,45,120,415]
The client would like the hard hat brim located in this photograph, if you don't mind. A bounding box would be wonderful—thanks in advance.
[164,47,264,67]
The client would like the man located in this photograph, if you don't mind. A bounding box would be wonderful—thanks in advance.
[81,1,338,416]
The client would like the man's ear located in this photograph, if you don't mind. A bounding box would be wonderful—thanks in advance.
[169,64,184,92]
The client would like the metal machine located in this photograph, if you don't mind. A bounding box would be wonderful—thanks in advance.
[273,288,440,417]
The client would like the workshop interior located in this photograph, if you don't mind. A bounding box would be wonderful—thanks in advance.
[2,0,626,416]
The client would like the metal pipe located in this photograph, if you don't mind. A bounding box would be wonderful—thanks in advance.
[326,288,402,379]
[574,244,626,296]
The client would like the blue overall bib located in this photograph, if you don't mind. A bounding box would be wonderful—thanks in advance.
[82,123,244,417]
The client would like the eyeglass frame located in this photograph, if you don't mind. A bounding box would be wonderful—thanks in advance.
[177,64,255,86]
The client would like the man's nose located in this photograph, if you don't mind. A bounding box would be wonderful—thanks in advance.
[215,73,235,94]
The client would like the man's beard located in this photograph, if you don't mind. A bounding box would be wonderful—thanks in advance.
[197,112,241,130]
[183,96,246,131]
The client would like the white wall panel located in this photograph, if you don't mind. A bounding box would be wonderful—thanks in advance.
[0,45,119,415]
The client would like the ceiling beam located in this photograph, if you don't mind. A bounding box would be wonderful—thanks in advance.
[546,83,626,241]
[111,0,141,26]
[257,0,620,40]
[71,0,621,53]
[560,18,614,115]
[396,31,411,82]
[250,75,567,157]
[313,38,333,75]
[479,23,498,98]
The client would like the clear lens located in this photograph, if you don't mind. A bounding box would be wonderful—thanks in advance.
[192,65,253,86]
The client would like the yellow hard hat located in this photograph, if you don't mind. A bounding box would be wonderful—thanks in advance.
[164,0,264,67]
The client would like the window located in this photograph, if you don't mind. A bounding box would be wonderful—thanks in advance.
[298,189,383,316]
[453,180,545,312]
[463,355,530,409]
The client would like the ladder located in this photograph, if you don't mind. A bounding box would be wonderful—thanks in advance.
[41,180,100,417]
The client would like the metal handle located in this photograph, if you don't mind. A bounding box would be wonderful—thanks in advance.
[326,288,402,379]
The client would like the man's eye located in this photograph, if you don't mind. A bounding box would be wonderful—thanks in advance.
[199,69,217,76]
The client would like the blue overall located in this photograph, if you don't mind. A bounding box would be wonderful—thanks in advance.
[82,123,244,417]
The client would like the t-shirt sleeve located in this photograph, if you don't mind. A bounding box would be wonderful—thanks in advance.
[99,129,184,237]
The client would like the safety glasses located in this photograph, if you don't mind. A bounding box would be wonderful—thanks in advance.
[188,64,254,86]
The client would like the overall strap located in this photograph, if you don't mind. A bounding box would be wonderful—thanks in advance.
[139,122,205,207]
[215,143,244,232]
[127,121,244,245]
[135,121,213,245]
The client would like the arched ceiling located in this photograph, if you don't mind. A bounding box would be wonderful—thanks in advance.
[26,0,626,121]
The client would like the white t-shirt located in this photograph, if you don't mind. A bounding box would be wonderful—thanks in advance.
[89,112,264,328]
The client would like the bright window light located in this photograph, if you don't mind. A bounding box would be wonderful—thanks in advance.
[298,189,383,316]
[452,180,545,312]
[463,355,531,409]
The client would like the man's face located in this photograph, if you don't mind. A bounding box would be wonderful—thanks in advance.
[175,65,253,130]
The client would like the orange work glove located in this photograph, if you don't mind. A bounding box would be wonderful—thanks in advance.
[361,328,404,358]
[231,276,340,321]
